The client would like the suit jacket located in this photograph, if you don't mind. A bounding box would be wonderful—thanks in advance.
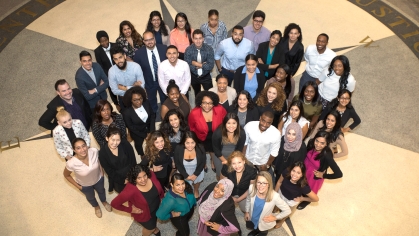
[122,100,156,139]
[52,119,91,158]
[256,41,285,78]
[94,42,116,76]
[75,63,109,108]
[38,88,92,133]
[133,44,167,89]
[233,66,266,97]
[245,185,291,231]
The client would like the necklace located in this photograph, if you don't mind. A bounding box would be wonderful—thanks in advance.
[303,98,311,105]
[283,151,291,162]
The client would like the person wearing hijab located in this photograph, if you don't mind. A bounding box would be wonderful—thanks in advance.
[274,122,307,180]
[197,178,241,235]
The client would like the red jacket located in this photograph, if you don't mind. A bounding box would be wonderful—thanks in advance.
[188,105,227,141]
[111,171,164,223]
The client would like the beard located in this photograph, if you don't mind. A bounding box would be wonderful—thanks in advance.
[117,60,127,70]
[232,37,243,45]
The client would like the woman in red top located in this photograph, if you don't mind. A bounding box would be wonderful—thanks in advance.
[111,164,164,236]
[189,91,227,172]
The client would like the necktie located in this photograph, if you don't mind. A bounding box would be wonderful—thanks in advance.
[151,50,158,81]
[197,49,202,76]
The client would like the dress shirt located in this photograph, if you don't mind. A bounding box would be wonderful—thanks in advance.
[158,59,191,95]
[318,69,356,101]
[103,44,112,64]
[184,43,214,76]
[146,47,161,81]
[108,61,145,96]
[244,25,271,52]
[215,37,255,71]
[134,105,148,122]
[200,20,228,52]
[244,121,281,165]
[304,45,336,78]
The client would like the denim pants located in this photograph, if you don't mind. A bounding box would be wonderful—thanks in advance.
[80,176,106,207]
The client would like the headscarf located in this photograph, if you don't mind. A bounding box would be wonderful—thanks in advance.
[96,30,109,42]
[199,179,234,221]
[284,122,303,152]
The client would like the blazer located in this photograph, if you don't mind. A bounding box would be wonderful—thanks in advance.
[256,41,285,78]
[280,38,304,76]
[94,42,116,76]
[245,185,291,231]
[111,171,164,223]
[133,44,167,89]
[209,86,237,106]
[198,182,241,235]
[212,125,246,159]
[233,65,266,97]
[75,63,109,108]
[52,119,90,158]
[122,100,156,139]
[228,105,260,126]
[99,139,137,192]
[39,88,92,133]
[174,144,206,178]
[188,105,227,141]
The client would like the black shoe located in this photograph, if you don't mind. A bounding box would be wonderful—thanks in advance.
[297,201,311,210]
[248,229,260,236]
[204,166,208,173]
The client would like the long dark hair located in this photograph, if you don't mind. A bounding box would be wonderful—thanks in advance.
[174,12,192,45]
[274,64,292,97]
[180,131,204,153]
[147,11,169,36]
[232,90,255,110]
[170,173,193,194]
[298,81,320,106]
[307,131,333,172]
[221,113,240,145]
[119,20,143,47]
[159,109,189,138]
[126,164,151,185]
[285,161,308,187]
[328,55,351,90]
[283,23,303,42]
[319,110,343,142]
[283,100,304,123]
[93,99,114,123]
[327,89,354,110]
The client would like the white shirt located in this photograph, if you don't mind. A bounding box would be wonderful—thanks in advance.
[318,68,356,101]
[146,47,161,81]
[304,45,336,78]
[158,59,191,95]
[281,115,310,136]
[65,148,102,186]
[103,44,112,65]
[134,105,148,122]
[244,121,281,165]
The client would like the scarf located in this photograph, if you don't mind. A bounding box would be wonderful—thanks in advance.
[199,179,234,221]
[284,122,303,152]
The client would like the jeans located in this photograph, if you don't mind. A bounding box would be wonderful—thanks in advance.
[80,176,106,207]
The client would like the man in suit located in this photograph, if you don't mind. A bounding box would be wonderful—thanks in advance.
[75,50,109,109]
[39,79,92,134]
[133,31,167,114]
[94,30,119,109]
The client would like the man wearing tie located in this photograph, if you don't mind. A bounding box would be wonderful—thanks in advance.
[94,31,119,109]
[134,31,167,114]
[75,50,109,110]
[184,29,214,97]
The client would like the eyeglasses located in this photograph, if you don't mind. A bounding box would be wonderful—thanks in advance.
[132,97,143,102]
[143,38,155,42]
[151,19,161,22]
[253,19,264,24]
[201,102,214,106]
[256,182,269,186]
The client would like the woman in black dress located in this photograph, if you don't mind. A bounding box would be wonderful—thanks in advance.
[280,23,304,76]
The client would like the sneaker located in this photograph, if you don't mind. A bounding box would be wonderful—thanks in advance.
[95,207,102,218]
[103,202,112,212]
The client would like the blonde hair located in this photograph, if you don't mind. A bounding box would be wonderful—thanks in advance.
[226,151,251,173]
[56,106,71,120]
[250,171,274,202]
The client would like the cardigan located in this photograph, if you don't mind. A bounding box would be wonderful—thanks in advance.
[198,182,241,235]
[245,185,291,231]
[233,65,265,97]
[156,188,196,220]
[98,139,137,192]
[111,171,164,223]
[188,105,227,141]
[211,125,246,159]
[174,144,206,178]
[53,119,90,158]
[209,86,237,107]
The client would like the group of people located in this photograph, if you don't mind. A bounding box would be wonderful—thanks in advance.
[38,8,362,236]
